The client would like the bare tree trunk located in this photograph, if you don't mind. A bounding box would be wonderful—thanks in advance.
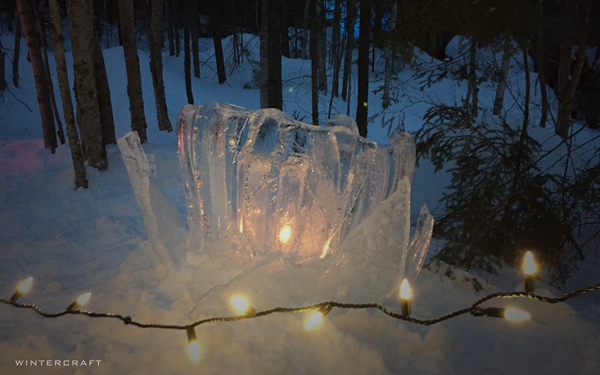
[183,14,193,104]
[266,0,282,109]
[330,0,341,97]
[382,0,397,109]
[281,0,290,58]
[13,18,21,88]
[468,38,478,118]
[174,0,181,57]
[167,0,175,56]
[341,0,356,102]
[523,48,530,128]
[311,0,319,124]
[556,1,590,139]
[259,0,268,108]
[190,0,200,78]
[493,36,512,115]
[65,0,108,169]
[145,0,173,132]
[301,0,310,59]
[119,0,148,143]
[212,18,226,84]
[92,11,117,144]
[15,0,57,152]
[32,1,65,144]
[317,0,326,93]
[537,0,548,128]
[259,0,282,109]
[356,0,370,138]
[0,42,7,91]
[48,0,88,188]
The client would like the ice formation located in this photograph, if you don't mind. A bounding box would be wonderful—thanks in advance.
[118,102,432,307]
[174,102,433,303]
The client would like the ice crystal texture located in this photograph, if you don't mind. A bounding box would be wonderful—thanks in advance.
[172,102,433,303]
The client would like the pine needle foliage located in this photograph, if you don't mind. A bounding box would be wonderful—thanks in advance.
[415,105,599,286]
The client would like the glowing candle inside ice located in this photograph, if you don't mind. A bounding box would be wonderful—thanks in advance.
[279,225,291,244]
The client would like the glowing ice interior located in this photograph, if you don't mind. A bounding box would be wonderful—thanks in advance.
[117,102,432,309]
[173,102,433,303]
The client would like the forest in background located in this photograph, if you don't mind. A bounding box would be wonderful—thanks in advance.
[1,0,600,286]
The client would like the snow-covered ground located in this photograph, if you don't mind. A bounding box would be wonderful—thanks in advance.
[1,26,599,375]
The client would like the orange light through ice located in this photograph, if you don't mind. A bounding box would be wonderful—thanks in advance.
[279,225,291,244]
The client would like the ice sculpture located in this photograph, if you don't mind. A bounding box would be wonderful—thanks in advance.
[175,102,433,303]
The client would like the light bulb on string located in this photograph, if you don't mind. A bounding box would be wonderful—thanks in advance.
[305,304,333,330]
[486,307,530,322]
[400,279,411,317]
[231,295,256,317]
[186,327,201,363]
[523,251,537,293]
[9,277,33,303]
[66,292,91,312]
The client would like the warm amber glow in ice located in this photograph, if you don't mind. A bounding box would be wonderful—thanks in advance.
[231,296,250,314]
[400,279,411,300]
[524,251,537,275]
[17,277,33,294]
[504,308,530,322]
[239,221,243,234]
[76,292,91,306]
[305,311,323,330]
[279,225,291,244]
[320,239,331,259]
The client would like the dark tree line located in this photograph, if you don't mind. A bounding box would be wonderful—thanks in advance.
[2,0,599,283]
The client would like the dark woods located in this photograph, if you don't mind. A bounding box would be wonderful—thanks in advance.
[2,0,600,286]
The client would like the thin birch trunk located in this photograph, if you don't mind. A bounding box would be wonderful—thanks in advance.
[317,0,327,93]
[341,0,356,102]
[119,0,148,143]
[65,0,107,169]
[493,37,512,115]
[382,0,397,109]
[48,0,88,188]
[16,0,57,152]
[13,18,21,88]
[311,0,319,124]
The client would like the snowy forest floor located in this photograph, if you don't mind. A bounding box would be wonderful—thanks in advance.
[1,26,600,375]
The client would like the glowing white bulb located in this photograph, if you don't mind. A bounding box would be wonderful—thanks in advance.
[524,251,537,275]
[504,308,530,322]
[188,340,200,362]
[400,279,411,300]
[187,327,201,363]
[305,311,323,330]
[76,292,91,306]
[239,221,243,234]
[231,296,250,314]
[17,277,33,294]
[279,225,291,244]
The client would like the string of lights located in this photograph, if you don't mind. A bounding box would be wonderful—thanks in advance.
[1,251,599,363]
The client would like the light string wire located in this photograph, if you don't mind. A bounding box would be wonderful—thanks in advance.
[1,283,599,330]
